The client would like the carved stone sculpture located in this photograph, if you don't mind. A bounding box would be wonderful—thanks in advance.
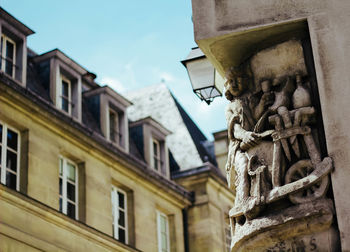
[225,40,335,251]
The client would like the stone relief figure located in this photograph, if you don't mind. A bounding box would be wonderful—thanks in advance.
[226,40,335,251]
[226,65,333,224]
[225,65,273,221]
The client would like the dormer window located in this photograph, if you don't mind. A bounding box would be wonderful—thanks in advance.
[33,50,83,122]
[84,86,131,152]
[109,109,122,145]
[60,75,72,115]
[0,34,16,78]
[0,8,34,86]
[55,64,81,121]
[129,117,171,178]
[152,138,161,171]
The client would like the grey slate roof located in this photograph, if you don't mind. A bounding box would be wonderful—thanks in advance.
[171,94,217,166]
[126,84,216,170]
[26,55,52,103]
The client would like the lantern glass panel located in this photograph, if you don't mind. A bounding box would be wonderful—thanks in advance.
[214,70,225,95]
[196,87,220,100]
[186,57,215,91]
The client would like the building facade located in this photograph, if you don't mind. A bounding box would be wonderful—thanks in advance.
[0,8,233,252]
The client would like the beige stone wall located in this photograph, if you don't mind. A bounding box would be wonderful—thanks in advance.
[0,88,186,251]
[0,185,134,252]
[206,181,231,251]
[177,175,234,252]
[213,130,228,177]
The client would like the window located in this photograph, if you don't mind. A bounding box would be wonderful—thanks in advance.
[224,215,232,252]
[0,122,20,191]
[157,211,170,252]
[0,34,16,78]
[152,139,161,171]
[59,157,78,219]
[60,75,72,115]
[111,187,128,244]
[109,109,121,145]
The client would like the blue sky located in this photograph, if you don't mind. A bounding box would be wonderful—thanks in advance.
[2,0,227,140]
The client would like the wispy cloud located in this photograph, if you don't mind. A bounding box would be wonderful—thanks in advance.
[100,76,126,93]
[100,59,140,94]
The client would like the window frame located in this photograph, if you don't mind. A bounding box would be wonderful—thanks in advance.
[0,121,20,191]
[0,34,16,78]
[152,138,162,172]
[111,186,128,244]
[109,109,121,146]
[157,211,170,252]
[59,74,72,115]
[224,215,232,252]
[59,156,79,220]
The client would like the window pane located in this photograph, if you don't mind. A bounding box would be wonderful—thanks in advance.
[153,142,158,155]
[160,216,167,232]
[161,233,168,250]
[7,129,18,150]
[154,157,159,171]
[62,97,69,112]
[59,159,63,175]
[118,191,124,209]
[6,171,16,190]
[0,146,2,166]
[118,210,125,227]
[0,124,2,143]
[110,111,115,141]
[225,224,231,252]
[6,40,14,60]
[59,178,62,196]
[5,39,14,76]
[0,36,2,70]
[67,202,76,219]
[66,162,76,181]
[5,60,13,76]
[118,228,125,243]
[62,80,69,97]
[6,150,17,172]
[67,182,76,202]
[59,197,62,211]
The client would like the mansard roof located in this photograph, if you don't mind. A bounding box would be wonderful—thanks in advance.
[33,49,88,75]
[126,84,217,171]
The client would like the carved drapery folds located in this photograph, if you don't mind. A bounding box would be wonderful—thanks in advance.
[225,40,334,247]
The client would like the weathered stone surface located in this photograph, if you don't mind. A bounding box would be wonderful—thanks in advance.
[225,39,332,221]
[191,0,350,248]
[232,198,336,251]
[250,40,307,89]
[222,38,337,251]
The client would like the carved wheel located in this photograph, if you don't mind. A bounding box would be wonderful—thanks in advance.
[285,159,329,204]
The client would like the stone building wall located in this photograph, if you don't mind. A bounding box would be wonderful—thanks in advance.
[0,82,188,251]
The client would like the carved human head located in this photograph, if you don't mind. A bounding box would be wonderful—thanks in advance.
[224,65,249,100]
[260,79,272,93]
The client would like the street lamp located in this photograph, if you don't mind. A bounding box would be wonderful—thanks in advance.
[181,47,225,105]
